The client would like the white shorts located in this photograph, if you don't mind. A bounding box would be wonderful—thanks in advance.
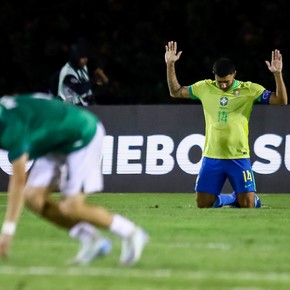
[26,122,105,197]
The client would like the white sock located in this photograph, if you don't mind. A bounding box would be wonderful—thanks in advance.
[69,222,99,243]
[109,214,136,238]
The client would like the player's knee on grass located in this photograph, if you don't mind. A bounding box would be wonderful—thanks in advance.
[196,192,216,208]
[237,192,255,208]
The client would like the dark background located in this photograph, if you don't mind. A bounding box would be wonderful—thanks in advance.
[0,0,289,104]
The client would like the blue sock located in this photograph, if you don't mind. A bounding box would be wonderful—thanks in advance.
[213,192,261,208]
[213,192,237,208]
[254,194,261,208]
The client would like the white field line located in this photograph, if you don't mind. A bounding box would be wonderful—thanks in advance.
[0,266,289,282]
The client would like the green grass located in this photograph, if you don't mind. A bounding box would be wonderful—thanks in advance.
[0,193,290,290]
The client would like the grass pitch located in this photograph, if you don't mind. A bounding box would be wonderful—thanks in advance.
[0,193,290,290]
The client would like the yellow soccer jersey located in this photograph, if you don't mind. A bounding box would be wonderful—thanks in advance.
[188,79,269,159]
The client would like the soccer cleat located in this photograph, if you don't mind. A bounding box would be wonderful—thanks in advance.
[120,227,149,266]
[71,236,112,265]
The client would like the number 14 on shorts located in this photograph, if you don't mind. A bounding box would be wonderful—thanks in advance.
[242,170,253,182]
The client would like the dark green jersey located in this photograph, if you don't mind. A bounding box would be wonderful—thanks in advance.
[0,93,98,162]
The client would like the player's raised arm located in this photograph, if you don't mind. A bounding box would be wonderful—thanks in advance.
[165,41,190,99]
[265,49,288,105]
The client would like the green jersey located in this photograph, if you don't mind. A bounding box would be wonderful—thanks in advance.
[0,93,98,162]
[188,79,268,159]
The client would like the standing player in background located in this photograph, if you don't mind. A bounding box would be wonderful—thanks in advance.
[0,93,148,265]
[165,41,288,208]
[50,38,109,106]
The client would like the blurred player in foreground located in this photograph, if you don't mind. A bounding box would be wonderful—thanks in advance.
[0,93,148,265]
[165,41,288,208]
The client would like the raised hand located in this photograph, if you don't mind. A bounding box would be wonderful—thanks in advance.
[165,41,182,64]
[265,49,283,73]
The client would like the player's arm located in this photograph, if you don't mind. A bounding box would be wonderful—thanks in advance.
[94,68,109,85]
[0,153,28,258]
[268,72,288,105]
[265,49,288,105]
[165,41,191,99]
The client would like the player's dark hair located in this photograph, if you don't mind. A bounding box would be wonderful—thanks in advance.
[212,58,236,77]
[69,38,90,68]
